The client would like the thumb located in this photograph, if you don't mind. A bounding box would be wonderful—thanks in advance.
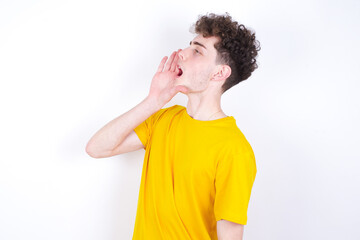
[175,85,189,94]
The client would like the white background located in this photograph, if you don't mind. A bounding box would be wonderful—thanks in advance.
[1,0,359,239]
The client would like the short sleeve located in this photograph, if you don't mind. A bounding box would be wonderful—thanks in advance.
[214,145,257,225]
[133,107,168,150]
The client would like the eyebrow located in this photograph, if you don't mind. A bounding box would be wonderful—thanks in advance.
[190,41,207,50]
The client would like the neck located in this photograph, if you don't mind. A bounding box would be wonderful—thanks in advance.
[185,91,227,121]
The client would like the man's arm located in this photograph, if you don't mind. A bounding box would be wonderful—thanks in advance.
[85,50,188,158]
[217,219,244,240]
[85,96,160,158]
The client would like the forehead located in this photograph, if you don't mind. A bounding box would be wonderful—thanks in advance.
[192,34,220,51]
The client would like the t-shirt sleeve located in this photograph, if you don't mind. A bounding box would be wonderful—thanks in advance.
[133,107,168,150]
[214,144,257,225]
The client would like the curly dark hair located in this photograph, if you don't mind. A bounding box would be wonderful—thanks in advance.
[191,12,261,94]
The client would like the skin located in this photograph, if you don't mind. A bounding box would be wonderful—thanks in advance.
[175,34,244,238]
[217,219,244,240]
[86,34,245,239]
[174,34,232,121]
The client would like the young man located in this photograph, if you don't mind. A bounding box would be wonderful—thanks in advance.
[86,12,260,240]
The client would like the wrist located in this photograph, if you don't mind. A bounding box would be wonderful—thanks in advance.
[144,95,163,112]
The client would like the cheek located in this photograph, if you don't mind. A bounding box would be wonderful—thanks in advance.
[186,65,214,87]
[199,66,214,81]
[194,65,212,77]
[191,71,211,89]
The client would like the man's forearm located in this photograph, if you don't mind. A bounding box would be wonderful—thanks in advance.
[85,96,161,157]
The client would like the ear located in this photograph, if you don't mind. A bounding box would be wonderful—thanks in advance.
[212,65,231,81]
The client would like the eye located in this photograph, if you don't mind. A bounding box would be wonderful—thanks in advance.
[194,49,201,54]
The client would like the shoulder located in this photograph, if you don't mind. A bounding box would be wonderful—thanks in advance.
[167,104,186,113]
[158,104,185,117]
[224,126,255,157]
[158,104,184,113]
[220,132,257,175]
[150,104,185,122]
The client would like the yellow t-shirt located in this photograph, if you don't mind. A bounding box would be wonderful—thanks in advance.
[132,104,257,240]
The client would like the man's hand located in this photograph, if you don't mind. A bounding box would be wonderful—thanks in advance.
[147,50,189,108]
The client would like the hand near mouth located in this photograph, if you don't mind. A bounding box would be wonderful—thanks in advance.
[147,50,189,108]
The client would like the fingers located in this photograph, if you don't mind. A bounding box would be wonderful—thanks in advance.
[157,56,168,73]
[158,50,180,73]
[174,49,182,75]
[170,52,179,72]
[164,51,176,72]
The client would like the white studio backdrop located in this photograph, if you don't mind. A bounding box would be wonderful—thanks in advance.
[0,0,359,239]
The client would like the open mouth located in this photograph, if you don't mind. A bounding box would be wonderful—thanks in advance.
[177,66,183,77]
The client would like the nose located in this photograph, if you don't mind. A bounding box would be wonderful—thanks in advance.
[178,49,185,61]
